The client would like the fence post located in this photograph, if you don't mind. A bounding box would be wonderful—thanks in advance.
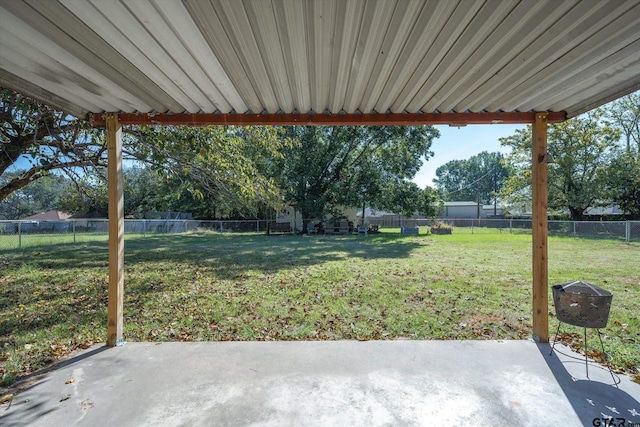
[143,220,146,237]
[626,221,631,244]
[573,221,576,237]
[256,220,259,233]
[509,219,512,234]
[73,220,76,243]
[18,221,22,249]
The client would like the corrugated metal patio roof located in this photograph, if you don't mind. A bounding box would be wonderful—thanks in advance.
[1,0,639,124]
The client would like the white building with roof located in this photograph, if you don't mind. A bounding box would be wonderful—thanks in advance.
[439,202,504,218]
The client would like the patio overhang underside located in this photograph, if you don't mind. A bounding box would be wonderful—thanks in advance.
[1,0,639,123]
[2,0,640,347]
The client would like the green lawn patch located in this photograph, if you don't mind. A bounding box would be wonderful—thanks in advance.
[1,228,638,387]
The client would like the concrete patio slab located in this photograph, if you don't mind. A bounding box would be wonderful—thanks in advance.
[1,340,638,426]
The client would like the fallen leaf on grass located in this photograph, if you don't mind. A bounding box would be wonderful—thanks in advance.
[79,340,94,349]
[586,350,607,363]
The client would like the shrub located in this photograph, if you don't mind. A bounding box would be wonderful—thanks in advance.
[430,222,453,235]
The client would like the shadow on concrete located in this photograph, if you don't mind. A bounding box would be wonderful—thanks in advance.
[538,343,640,426]
[0,341,613,426]
[1,346,109,427]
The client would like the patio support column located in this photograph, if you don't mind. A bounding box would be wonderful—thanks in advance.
[532,112,549,343]
[106,113,124,346]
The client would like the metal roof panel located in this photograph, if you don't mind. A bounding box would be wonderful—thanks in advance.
[1,0,639,120]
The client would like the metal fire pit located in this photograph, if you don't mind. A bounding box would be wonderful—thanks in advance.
[552,281,612,328]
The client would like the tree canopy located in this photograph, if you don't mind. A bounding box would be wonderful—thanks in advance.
[7,86,637,222]
[603,93,640,217]
[125,125,289,215]
[0,89,100,201]
[0,172,69,220]
[606,92,640,153]
[2,89,442,220]
[498,94,640,219]
[500,109,620,220]
[1,89,290,216]
[434,151,510,206]
[271,125,439,219]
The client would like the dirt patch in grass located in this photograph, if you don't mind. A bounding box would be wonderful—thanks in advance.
[457,313,529,339]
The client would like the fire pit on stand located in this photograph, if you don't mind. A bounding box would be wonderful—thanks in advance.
[550,280,616,383]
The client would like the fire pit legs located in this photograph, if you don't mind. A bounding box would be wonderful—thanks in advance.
[595,328,617,386]
[549,322,562,356]
[550,322,617,385]
[550,319,618,386]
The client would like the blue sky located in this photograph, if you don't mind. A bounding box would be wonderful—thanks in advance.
[411,124,526,188]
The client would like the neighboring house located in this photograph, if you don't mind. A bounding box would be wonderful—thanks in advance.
[583,205,624,216]
[439,201,478,218]
[509,204,625,219]
[278,205,359,232]
[439,202,504,218]
[17,211,73,233]
[22,211,72,221]
[481,204,504,217]
[275,205,303,231]
[144,211,193,220]
[355,207,396,221]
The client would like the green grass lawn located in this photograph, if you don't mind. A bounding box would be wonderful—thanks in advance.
[1,228,638,387]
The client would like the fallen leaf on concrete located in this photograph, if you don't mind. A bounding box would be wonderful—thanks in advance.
[65,378,75,384]
[0,393,14,404]
[60,394,71,402]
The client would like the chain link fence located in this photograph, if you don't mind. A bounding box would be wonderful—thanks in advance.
[372,216,640,243]
[0,219,269,249]
[1,218,639,249]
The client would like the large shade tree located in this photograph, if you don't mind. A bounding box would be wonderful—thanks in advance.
[606,93,640,153]
[604,93,640,217]
[0,89,101,201]
[272,125,439,219]
[605,152,640,217]
[378,180,442,218]
[500,109,619,220]
[434,151,510,208]
[126,125,288,216]
[1,89,289,214]
[0,172,69,220]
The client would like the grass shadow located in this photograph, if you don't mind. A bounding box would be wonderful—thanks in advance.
[0,232,428,280]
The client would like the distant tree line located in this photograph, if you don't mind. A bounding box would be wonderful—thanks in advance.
[433,93,640,220]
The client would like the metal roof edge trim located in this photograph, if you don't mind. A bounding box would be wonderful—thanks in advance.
[88,111,566,127]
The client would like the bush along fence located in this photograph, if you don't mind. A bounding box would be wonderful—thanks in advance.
[1,218,639,249]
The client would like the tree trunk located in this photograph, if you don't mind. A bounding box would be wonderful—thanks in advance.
[569,207,584,221]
